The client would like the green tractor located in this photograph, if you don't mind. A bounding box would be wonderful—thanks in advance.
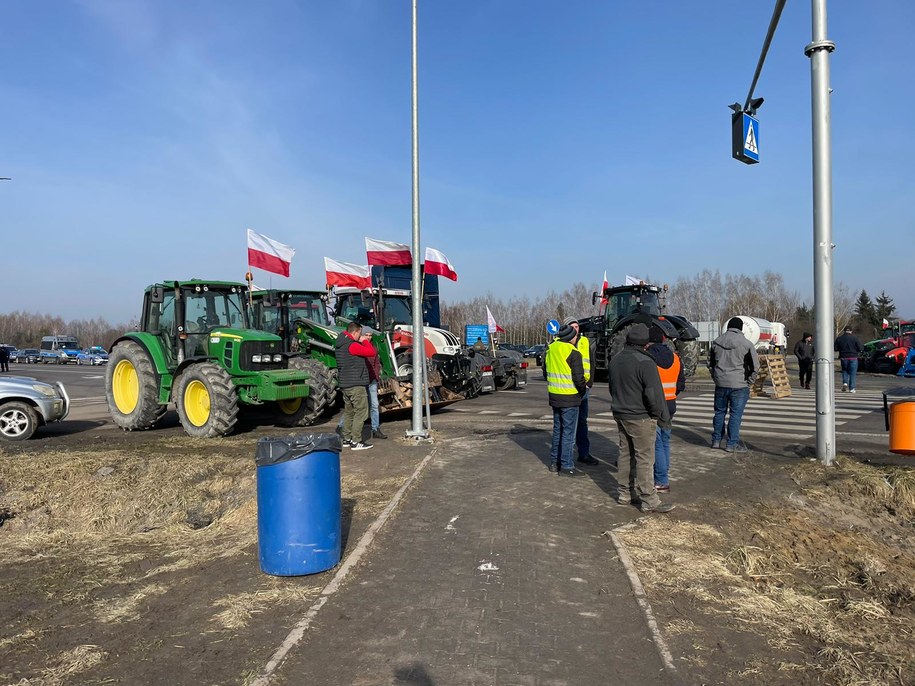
[250,288,462,417]
[106,280,315,438]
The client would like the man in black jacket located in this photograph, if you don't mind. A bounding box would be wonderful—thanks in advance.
[609,323,673,513]
[794,333,814,389]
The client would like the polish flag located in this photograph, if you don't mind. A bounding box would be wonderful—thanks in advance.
[424,247,458,281]
[600,270,609,305]
[247,229,295,277]
[486,306,505,334]
[366,237,412,266]
[324,258,372,290]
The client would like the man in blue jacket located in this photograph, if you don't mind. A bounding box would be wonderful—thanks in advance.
[834,326,863,393]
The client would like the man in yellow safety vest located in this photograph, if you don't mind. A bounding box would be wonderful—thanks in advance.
[562,316,599,466]
[543,322,587,476]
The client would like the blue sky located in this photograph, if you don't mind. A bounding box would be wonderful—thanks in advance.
[2,1,913,323]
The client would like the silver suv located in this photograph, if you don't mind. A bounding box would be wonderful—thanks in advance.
[0,376,70,441]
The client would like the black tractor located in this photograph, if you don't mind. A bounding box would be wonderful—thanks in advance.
[578,282,700,380]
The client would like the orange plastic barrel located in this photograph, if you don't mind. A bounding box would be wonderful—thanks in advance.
[889,401,915,455]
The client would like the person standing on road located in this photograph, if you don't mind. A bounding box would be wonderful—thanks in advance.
[709,317,760,453]
[562,316,599,467]
[543,323,586,476]
[336,347,387,439]
[794,333,815,389]
[834,326,863,393]
[0,346,8,372]
[646,324,684,493]
[472,337,487,353]
[608,323,673,513]
[334,322,376,450]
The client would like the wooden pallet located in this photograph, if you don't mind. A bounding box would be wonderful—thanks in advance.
[752,355,793,398]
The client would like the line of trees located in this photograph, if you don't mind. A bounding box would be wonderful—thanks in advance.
[441,270,901,346]
[0,311,135,350]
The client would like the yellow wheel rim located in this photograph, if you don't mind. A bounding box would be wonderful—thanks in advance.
[112,359,139,414]
[278,398,303,415]
[184,379,211,427]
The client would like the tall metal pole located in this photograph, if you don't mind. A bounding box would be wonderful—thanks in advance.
[408,0,428,438]
[806,0,836,465]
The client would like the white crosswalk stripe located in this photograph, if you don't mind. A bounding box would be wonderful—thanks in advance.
[667,390,883,439]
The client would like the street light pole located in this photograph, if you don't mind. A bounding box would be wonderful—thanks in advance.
[806,0,837,466]
[407,0,429,439]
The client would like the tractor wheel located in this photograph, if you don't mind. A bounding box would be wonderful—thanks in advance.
[280,358,334,426]
[676,339,700,378]
[496,373,516,391]
[174,363,239,438]
[106,340,166,431]
[0,401,39,441]
[608,323,636,364]
[395,352,414,378]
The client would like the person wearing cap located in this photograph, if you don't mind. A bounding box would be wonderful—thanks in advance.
[709,317,760,453]
[543,322,587,476]
[561,316,599,466]
[645,324,685,493]
[794,333,815,390]
[608,322,673,513]
[834,326,863,393]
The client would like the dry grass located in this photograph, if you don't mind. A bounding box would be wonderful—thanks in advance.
[618,457,915,685]
[0,440,414,684]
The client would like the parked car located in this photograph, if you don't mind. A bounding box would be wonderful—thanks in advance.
[76,349,109,365]
[14,349,41,364]
[0,376,70,440]
[523,344,547,366]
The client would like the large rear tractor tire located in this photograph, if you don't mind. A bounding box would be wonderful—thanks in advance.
[174,363,239,438]
[608,323,636,364]
[0,401,39,441]
[279,358,335,426]
[106,340,166,431]
[676,339,700,378]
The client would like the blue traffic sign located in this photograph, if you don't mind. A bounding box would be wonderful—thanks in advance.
[732,111,760,165]
[546,319,560,335]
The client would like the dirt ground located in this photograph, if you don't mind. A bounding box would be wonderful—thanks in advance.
[619,454,915,686]
[0,419,431,686]
[2,410,915,685]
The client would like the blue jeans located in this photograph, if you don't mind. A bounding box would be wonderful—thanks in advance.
[654,426,671,487]
[575,389,590,458]
[840,358,858,390]
[338,380,380,431]
[711,386,750,447]
[550,405,579,470]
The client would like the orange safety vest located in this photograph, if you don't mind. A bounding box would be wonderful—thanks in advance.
[658,354,681,401]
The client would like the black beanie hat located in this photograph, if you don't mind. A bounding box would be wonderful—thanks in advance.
[727,317,744,331]
[557,324,576,342]
[626,323,650,345]
[648,324,665,344]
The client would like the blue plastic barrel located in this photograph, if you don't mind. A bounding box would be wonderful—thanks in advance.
[255,434,343,576]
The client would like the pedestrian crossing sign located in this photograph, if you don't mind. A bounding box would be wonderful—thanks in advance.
[732,111,760,164]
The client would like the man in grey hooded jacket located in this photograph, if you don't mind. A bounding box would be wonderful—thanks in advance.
[709,317,760,453]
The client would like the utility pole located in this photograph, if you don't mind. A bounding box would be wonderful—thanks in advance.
[407,0,429,440]
[806,0,836,466]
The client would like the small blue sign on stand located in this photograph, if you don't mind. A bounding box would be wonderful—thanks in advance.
[546,319,560,336]
[731,111,760,164]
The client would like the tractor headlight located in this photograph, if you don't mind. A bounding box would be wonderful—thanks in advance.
[252,354,263,363]
[273,354,283,362]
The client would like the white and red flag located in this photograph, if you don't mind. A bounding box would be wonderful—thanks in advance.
[324,258,372,290]
[365,237,412,267]
[486,306,505,334]
[883,318,890,330]
[600,270,609,305]
[424,247,458,281]
[247,229,295,277]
